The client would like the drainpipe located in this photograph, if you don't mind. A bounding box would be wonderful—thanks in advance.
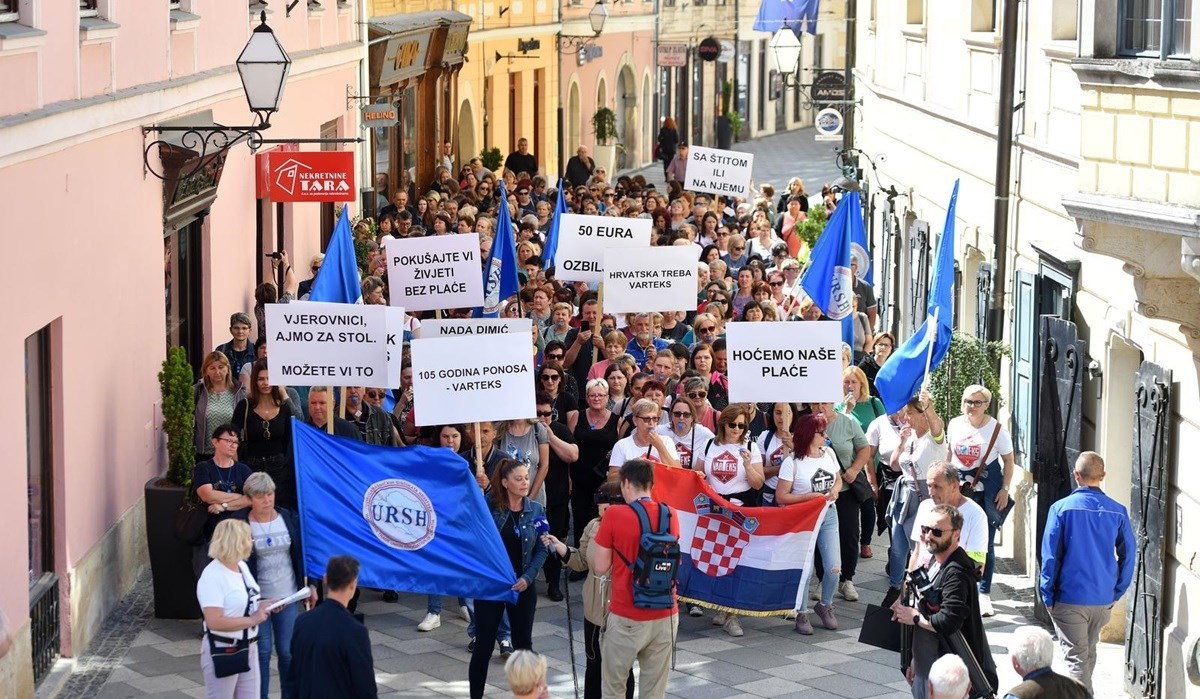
[987,0,1020,363]
[842,0,856,149]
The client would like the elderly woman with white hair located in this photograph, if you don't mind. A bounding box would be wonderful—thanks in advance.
[234,472,315,699]
[927,655,970,699]
[196,519,275,698]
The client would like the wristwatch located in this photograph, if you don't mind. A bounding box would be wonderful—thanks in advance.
[912,612,922,626]
[221,502,228,511]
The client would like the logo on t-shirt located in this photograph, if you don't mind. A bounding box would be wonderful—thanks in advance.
[709,450,740,484]
[955,437,983,470]
[363,479,437,551]
[811,468,835,495]
[676,443,694,469]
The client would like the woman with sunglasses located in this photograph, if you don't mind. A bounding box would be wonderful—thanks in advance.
[469,458,549,699]
[756,402,794,506]
[688,343,730,412]
[676,376,718,431]
[568,379,621,551]
[695,405,763,637]
[657,391,715,472]
[232,360,303,510]
[776,412,842,635]
[497,415,551,507]
[607,399,680,479]
[536,361,577,428]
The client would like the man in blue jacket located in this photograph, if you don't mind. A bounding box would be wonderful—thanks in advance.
[1039,451,1136,693]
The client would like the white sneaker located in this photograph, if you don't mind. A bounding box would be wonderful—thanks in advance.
[712,611,727,626]
[783,610,798,620]
[723,615,744,637]
[838,580,860,602]
[979,593,995,617]
[417,612,441,632]
[459,605,472,622]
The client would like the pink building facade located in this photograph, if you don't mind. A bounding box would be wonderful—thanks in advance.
[0,2,363,694]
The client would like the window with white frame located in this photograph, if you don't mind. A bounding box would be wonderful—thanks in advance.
[80,0,99,17]
[169,0,182,10]
[0,1,18,23]
[1120,0,1192,58]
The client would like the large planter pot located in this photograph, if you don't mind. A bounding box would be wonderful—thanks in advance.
[716,116,734,150]
[593,144,616,177]
[145,477,201,619]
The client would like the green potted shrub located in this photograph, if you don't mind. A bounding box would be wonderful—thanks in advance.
[928,332,1011,418]
[144,346,202,619]
[592,107,618,175]
[717,81,736,149]
[480,146,503,173]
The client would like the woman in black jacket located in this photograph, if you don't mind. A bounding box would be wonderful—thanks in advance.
[656,117,679,176]
[237,471,315,699]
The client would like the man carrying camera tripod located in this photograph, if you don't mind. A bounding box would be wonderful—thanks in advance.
[891,503,998,699]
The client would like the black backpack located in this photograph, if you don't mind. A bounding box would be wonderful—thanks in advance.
[615,500,681,609]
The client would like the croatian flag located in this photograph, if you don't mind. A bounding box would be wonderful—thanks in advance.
[651,467,828,615]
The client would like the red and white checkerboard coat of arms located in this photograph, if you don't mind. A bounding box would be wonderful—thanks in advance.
[690,513,751,576]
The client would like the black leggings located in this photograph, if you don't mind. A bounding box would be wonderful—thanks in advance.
[469,587,537,699]
[543,493,571,588]
[569,465,601,547]
[584,619,633,699]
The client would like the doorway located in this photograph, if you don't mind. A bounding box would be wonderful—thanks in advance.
[27,325,60,685]
[164,219,205,369]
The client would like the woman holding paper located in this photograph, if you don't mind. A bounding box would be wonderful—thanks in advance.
[236,472,313,699]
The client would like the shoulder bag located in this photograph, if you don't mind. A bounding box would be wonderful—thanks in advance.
[174,484,210,546]
[960,422,1001,497]
[206,570,256,678]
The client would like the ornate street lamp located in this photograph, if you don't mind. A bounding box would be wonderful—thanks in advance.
[587,0,609,35]
[769,25,803,87]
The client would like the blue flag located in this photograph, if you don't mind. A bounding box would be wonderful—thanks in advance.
[875,180,959,413]
[542,179,569,270]
[309,206,362,304]
[753,0,818,35]
[292,419,519,602]
[799,190,862,348]
[477,180,521,317]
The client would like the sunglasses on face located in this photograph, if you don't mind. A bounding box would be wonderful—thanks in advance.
[635,415,658,422]
[732,246,745,252]
[541,374,561,382]
[366,391,383,399]
[770,281,784,287]
[728,422,747,430]
[671,411,692,418]
[686,391,707,399]
[545,352,564,360]
[920,525,953,538]
[536,410,554,417]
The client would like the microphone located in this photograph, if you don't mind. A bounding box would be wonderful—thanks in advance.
[534,516,550,536]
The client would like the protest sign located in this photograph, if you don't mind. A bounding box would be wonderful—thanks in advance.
[552,213,652,283]
[725,321,843,403]
[603,247,697,313]
[685,145,755,199]
[409,330,535,426]
[265,301,389,387]
[422,318,529,338]
[384,234,484,312]
[384,306,407,388]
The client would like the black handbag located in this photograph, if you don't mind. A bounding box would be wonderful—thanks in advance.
[207,571,256,678]
[845,468,875,503]
[174,497,209,546]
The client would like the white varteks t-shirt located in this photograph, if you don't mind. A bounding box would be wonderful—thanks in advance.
[609,434,679,469]
[910,496,989,567]
[778,448,840,497]
[197,560,261,642]
[946,416,1014,489]
[657,423,715,470]
[697,439,763,495]
[756,430,791,493]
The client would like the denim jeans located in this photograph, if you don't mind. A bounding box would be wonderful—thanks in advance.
[887,478,926,589]
[971,459,1011,594]
[795,504,841,610]
[464,599,510,641]
[256,600,299,699]
[427,594,468,616]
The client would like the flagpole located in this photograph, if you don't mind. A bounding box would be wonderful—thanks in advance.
[339,386,348,422]
[326,387,335,435]
[593,284,604,364]
[921,307,939,391]
[474,422,484,479]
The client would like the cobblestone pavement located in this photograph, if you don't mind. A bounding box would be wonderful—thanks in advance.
[66,129,1131,698]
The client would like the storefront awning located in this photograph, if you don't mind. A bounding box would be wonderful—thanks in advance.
[368,11,472,87]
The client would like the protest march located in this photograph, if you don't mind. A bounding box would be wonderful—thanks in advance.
[188,142,1018,699]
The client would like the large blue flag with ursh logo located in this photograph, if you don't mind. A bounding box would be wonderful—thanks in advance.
[799,191,862,347]
[875,180,959,413]
[292,419,518,602]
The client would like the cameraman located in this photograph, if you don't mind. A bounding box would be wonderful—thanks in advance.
[891,504,997,699]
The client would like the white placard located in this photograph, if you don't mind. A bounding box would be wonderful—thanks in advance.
[384,234,484,312]
[384,306,407,388]
[684,145,755,199]
[410,331,535,426]
[552,213,653,283]
[725,321,843,403]
[265,302,389,387]
[422,318,530,338]
[602,247,698,314]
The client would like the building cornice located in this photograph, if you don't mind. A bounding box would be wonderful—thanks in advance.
[1071,57,1200,93]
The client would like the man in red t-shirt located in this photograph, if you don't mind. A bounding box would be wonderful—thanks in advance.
[591,459,679,698]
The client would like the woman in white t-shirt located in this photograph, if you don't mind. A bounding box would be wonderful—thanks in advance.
[946,384,1015,602]
[865,411,904,538]
[607,399,680,477]
[196,519,275,697]
[756,402,794,506]
[776,412,842,635]
[884,390,946,595]
[656,396,715,471]
[694,404,764,638]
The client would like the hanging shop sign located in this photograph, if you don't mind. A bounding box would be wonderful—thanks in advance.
[379,32,431,85]
[362,103,399,128]
[657,43,689,67]
[697,37,721,62]
[257,151,357,202]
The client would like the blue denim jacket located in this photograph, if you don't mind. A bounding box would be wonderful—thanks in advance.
[490,497,550,587]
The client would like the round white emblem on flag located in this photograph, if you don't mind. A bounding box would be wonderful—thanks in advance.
[826,265,855,320]
[363,479,437,550]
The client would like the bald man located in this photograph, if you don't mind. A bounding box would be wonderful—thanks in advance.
[1039,451,1136,693]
